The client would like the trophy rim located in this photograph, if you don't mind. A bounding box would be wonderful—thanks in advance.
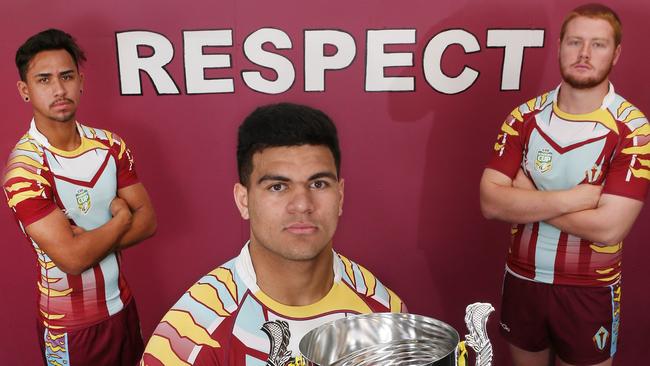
[299,312,461,365]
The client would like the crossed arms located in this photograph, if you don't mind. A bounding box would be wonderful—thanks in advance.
[479,168,643,246]
[25,183,156,275]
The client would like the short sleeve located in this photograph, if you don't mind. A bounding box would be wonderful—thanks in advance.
[3,156,56,227]
[602,119,650,201]
[112,134,140,189]
[486,109,526,179]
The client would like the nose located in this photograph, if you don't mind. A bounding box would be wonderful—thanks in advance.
[579,43,591,60]
[287,186,314,214]
[51,78,66,97]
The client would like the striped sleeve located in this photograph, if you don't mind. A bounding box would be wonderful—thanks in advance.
[141,266,240,365]
[3,138,56,226]
[603,104,650,201]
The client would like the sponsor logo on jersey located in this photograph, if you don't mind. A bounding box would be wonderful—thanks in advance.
[593,326,609,351]
[535,148,553,173]
[75,189,91,214]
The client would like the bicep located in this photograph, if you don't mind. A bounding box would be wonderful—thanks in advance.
[118,182,153,211]
[25,209,76,261]
[597,193,644,226]
[480,168,513,191]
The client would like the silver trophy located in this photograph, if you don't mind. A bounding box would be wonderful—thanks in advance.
[299,302,494,366]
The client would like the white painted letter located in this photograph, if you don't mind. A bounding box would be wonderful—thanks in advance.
[423,29,480,95]
[242,28,295,94]
[365,29,416,92]
[183,30,234,94]
[487,29,545,90]
[116,31,179,95]
[304,30,356,92]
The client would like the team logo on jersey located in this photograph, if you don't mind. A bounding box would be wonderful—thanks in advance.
[593,326,609,351]
[261,320,305,366]
[535,149,553,173]
[75,189,91,214]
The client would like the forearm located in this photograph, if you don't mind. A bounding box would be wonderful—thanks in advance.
[480,182,583,224]
[118,205,157,248]
[62,213,131,274]
[546,195,643,245]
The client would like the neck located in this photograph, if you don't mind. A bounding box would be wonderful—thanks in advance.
[249,241,334,306]
[33,116,81,151]
[557,79,610,114]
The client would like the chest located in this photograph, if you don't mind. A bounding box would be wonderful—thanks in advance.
[523,117,618,190]
[44,148,118,229]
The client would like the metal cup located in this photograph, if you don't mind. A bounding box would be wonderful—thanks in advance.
[298,302,494,366]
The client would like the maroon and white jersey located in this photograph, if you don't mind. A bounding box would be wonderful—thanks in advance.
[3,120,139,330]
[488,84,650,286]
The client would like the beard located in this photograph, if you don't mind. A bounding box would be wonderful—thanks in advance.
[559,59,613,89]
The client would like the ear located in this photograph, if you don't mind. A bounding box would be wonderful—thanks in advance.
[557,38,561,59]
[17,80,29,102]
[233,183,250,220]
[337,178,345,216]
[612,44,621,66]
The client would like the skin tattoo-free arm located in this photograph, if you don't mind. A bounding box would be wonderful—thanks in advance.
[479,168,602,224]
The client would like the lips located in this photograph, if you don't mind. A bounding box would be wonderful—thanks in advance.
[284,222,318,234]
[51,99,73,108]
[572,63,592,70]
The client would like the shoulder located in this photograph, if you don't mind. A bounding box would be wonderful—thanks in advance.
[508,90,555,122]
[78,123,130,156]
[335,253,405,313]
[143,258,244,365]
[607,95,648,136]
[3,133,51,201]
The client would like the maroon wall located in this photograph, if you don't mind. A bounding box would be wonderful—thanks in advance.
[1,0,649,364]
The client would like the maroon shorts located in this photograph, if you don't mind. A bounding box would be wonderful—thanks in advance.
[37,299,144,366]
[500,272,621,365]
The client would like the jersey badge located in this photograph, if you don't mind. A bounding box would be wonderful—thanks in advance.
[75,189,91,214]
[534,149,553,174]
[593,326,609,351]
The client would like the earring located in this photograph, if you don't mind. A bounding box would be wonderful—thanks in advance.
[24,96,29,102]
[80,89,83,94]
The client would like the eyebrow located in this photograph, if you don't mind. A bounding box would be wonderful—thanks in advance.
[256,171,338,185]
[33,69,75,78]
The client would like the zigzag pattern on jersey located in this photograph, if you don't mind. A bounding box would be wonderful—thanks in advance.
[142,259,240,366]
[612,100,650,181]
[3,133,49,209]
[494,92,552,154]
[142,254,403,365]
[336,253,403,312]
[78,125,128,160]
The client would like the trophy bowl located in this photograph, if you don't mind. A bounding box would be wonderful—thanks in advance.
[298,303,494,366]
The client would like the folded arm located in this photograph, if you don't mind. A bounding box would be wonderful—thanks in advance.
[479,168,601,224]
[547,193,643,245]
[116,182,157,248]
[25,199,132,275]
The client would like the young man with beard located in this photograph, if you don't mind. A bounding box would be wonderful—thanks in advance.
[141,103,404,366]
[3,29,156,365]
[480,4,649,366]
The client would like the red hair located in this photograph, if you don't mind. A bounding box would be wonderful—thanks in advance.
[560,3,622,45]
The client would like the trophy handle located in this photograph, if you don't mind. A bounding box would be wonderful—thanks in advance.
[459,302,494,366]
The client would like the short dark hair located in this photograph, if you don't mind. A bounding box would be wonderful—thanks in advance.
[16,29,86,81]
[237,103,341,186]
